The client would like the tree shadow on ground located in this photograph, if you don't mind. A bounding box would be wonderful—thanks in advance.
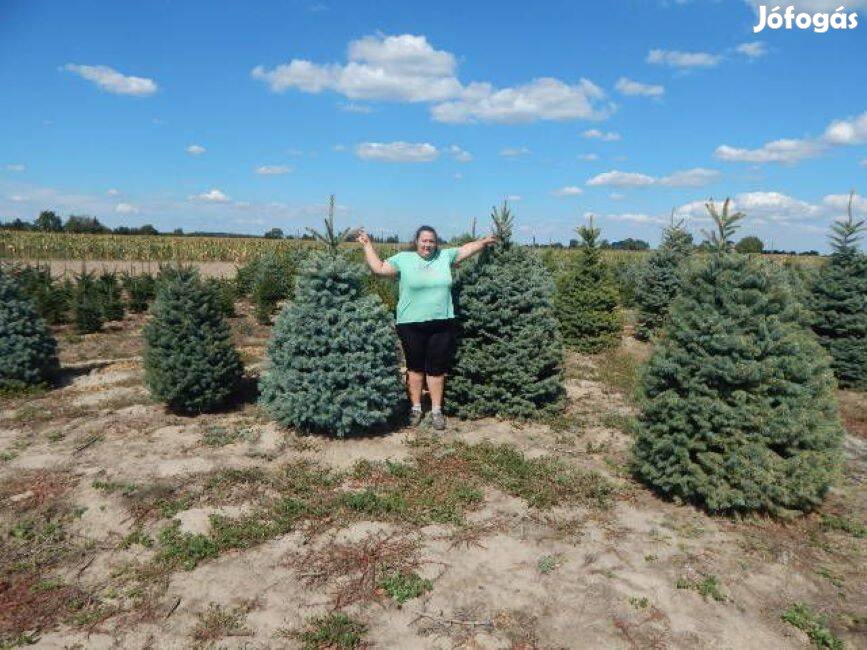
[54,361,112,389]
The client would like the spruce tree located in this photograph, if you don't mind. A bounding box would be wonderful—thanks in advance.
[97,271,125,321]
[205,278,238,318]
[633,199,843,515]
[122,272,156,313]
[13,265,70,325]
[0,268,59,390]
[448,202,565,419]
[251,252,288,324]
[810,191,867,388]
[634,215,694,341]
[143,267,243,413]
[73,271,104,334]
[258,196,405,437]
[553,216,622,352]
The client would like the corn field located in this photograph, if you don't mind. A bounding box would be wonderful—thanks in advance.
[0,231,315,263]
[0,230,822,269]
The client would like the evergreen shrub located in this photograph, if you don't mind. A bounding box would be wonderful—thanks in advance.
[143,267,243,413]
[73,271,104,334]
[448,202,565,419]
[634,218,693,340]
[97,271,125,321]
[553,218,622,352]
[633,199,843,515]
[810,192,867,389]
[122,272,157,312]
[259,196,405,436]
[0,268,59,390]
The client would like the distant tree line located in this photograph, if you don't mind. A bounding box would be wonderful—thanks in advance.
[0,211,400,242]
[0,211,823,254]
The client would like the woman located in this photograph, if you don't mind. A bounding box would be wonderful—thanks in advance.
[357,225,496,430]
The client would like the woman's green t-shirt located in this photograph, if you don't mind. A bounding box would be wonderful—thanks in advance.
[385,248,460,324]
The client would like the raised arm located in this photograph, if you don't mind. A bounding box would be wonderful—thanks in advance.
[357,229,398,276]
[454,234,497,264]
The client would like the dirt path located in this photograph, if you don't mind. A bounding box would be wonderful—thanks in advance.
[1,319,864,649]
[4,259,239,278]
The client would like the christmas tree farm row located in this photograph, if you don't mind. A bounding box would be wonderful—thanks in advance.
[1,197,864,518]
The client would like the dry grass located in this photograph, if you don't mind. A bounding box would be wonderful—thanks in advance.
[288,531,424,609]
[0,472,105,644]
[191,602,254,644]
[839,390,867,438]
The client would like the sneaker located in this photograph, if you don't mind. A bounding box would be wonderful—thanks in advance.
[431,412,446,431]
[409,409,424,427]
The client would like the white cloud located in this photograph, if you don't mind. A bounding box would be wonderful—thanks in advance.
[252,34,461,102]
[735,42,768,59]
[678,192,825,223]
[646,49,722,68]
[432,77,612,124]
[586,167,720,188]
[609,192,624,200]
[505,194,522,202]
[578,153,599,161]
[446,145,473,162]
[355,141,439,163]
[338,102,373,113]
[715,112,867,166]
[499,146,532,158]
[714,139,824,164]
[9,194,26,202]
[253,33,611,124]
[604,212,668,225]
[552,186,583,197]
[255,165,293,175]
[4,164,25,172]
[615,77,664,98]
[63,64,157,96]
[115,202,138,214]
[658,167,721,187]
[861,158,867,167]
[190,189,230,203]
[587,170,655,187]
[453,172,463,180]
[106,188,120,196]
[823,112,867,145]
[822,192,867,214]
[186,144,206,156]
[332,144,347,152]
[0,182,351,234]
[582,129,620,141]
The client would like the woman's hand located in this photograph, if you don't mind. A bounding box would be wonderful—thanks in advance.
[455,233,497,264]
[357,229,398,276]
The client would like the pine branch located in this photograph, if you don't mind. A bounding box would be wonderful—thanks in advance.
[701,197,744,252]
[306,195,356,252]
[830,190,865,254]
[666,206,685,233]
[576,214,600,249]
[490,201,514,243]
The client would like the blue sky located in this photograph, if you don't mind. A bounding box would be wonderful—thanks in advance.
[1,0,865,250]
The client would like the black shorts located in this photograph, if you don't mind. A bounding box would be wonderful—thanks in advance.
[396,318,457,376]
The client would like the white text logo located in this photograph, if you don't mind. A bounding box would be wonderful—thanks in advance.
[753,5,858,32]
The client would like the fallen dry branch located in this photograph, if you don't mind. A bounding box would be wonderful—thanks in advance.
[287,531,422,609]
[409,609,494,628]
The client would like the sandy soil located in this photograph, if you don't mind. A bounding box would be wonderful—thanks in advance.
[8,259,239,279]
[1,305,864,649]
